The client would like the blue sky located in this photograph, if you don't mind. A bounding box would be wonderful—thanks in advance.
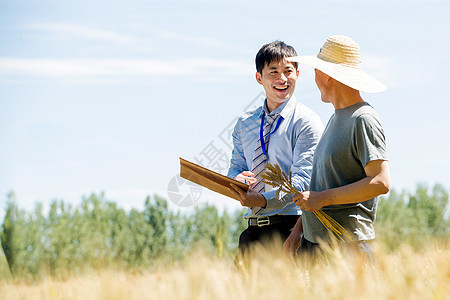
[1,0,449,218]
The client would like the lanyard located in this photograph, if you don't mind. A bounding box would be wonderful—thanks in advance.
[259,113,283,160]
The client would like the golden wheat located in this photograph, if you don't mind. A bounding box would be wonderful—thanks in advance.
[1,241,448,300]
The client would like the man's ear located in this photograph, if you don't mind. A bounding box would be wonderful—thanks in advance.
[322,73,332,85]
[327,74,336,87]
[255,72,262,85]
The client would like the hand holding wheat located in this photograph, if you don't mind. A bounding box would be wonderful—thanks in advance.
[261,163,352,242]
[292,190,328,212]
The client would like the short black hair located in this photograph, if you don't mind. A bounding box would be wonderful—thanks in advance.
[255,41,298,74]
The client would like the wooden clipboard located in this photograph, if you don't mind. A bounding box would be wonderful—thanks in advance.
[179,157,249,201]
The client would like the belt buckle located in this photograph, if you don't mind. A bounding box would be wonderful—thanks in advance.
[257,217,270,227]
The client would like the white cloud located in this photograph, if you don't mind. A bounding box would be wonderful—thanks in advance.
[25,23,147,45]
[23,23,253,54]
[0,58,253,79]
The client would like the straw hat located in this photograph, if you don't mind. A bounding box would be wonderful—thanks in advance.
[287,35,387,93]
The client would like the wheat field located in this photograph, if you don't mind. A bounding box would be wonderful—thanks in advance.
[1,241,449,300]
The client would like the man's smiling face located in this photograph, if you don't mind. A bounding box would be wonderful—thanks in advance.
[256,58,299,111]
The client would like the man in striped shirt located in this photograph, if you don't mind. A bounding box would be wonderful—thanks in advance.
[228,41,323,258]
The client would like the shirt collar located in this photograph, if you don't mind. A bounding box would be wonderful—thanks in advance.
[260,95,297,118]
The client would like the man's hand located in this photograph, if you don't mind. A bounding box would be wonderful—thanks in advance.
[294,160,390,210]
[283,215,302,258]
[293,191,326,212]
[235,171,257,187]
[284,230,301,258]
[229,183,266,208]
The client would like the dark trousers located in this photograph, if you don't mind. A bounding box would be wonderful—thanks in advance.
[298,236,374,262]
[237,216,298,258]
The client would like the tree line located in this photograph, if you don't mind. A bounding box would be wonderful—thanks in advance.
[1,183,449,280]
[0,192,246,280]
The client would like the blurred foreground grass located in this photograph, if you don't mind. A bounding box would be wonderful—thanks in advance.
[1,239,449,300]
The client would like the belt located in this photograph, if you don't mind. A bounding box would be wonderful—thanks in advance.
[248,215,298,227]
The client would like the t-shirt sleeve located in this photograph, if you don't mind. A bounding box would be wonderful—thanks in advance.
[353,114,388,167]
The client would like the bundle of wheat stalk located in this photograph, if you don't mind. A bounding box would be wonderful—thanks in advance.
[261,163,352,242]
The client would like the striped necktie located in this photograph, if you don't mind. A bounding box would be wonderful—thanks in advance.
[250,113,279,214]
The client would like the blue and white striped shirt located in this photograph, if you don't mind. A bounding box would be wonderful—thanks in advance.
[227,96,324,218]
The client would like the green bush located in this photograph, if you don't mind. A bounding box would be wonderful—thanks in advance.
[376,183,450,250]
[1,192,246,280]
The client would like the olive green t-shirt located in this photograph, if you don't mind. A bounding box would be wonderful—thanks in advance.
[303,102,388,243]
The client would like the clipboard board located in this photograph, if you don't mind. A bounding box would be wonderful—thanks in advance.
[179,157,249,201]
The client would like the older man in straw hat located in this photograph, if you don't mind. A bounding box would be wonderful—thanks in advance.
[284,35,390,257]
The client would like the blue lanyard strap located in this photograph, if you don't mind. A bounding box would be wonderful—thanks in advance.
[259,113,283,159]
